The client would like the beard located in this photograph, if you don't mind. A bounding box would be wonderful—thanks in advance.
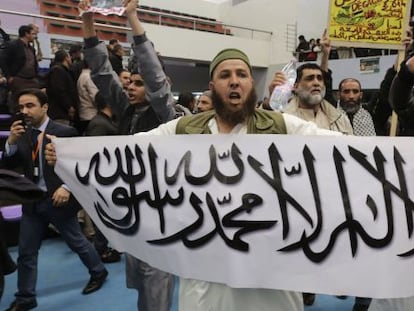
[340,99,361,115]
[296,86,326,106]
[212,88,257,126]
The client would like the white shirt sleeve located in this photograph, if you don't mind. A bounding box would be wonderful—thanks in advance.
[282,113,343,136]
[4,141,17,156]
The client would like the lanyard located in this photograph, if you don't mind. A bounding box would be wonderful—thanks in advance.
[31,131,44,162]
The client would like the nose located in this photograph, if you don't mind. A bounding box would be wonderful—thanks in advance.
[312,77,321,86]
[229,73,240,87]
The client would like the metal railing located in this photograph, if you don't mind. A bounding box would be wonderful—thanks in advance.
[285,23,296,53]
[0,8,272,40]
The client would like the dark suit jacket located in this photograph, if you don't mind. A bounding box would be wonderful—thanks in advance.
[47,64,79,121]
[0,119,79,218]
[0,38,38,79]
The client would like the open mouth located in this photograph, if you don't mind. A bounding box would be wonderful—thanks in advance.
[229,92,241,100]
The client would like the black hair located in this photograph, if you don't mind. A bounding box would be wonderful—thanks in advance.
[112,44,123,54]
[94,92,108,111]
[18,25,33,38]
[54,49,68,63]
[16,88,48,106]
[295,63,323,83]
[69,44,82,56]
[338,78,362,92]
[177,92,195,109]
[118,68,129,75]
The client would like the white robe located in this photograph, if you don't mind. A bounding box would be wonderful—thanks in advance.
[136,112,341,311]
[368,297,414,311]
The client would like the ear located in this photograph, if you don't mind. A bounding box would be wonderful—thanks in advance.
[208,81,214,91]
[42,103,48,112]
[359,91,363,100]
[293,82,298,92]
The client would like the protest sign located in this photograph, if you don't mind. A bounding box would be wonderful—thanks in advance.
[328,0,412,49]
[84,0,125,16]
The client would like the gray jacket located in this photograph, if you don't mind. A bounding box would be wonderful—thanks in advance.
[83,35,175,126]
[285,97,353,135]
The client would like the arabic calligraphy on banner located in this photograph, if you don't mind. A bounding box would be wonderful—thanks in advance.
[328,0,412,49]
[54,134,414,298]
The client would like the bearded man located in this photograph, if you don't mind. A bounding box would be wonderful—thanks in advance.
[117,50,346,311]
[282,63,353,135]
[337,78,376,136]
[46,45,348,310]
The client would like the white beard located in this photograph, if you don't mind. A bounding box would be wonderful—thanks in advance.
[296,87,326,106]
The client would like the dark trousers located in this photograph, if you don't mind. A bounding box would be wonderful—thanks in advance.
[14,199,105,304]
[0,213,17,302]
[94,225,109,255]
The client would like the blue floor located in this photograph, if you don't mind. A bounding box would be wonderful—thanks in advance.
[0,237,356,310]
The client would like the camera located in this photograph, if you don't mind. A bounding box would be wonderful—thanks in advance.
[13,111,27,128]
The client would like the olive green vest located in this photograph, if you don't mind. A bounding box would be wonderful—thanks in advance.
[175,109,287,134]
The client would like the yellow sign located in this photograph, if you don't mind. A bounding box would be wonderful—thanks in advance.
[328,0,412,49]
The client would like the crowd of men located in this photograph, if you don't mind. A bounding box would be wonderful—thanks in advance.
[0,0,414,310]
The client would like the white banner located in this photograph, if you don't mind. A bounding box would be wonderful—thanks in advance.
[54,134,414,298]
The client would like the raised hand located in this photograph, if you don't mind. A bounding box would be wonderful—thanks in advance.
[123,0,138,15]
[320,29,331,55]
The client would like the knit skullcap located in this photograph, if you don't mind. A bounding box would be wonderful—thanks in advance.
[209,48,251,77]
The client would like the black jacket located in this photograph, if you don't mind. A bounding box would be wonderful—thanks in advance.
[47,64,79,121]
[0,28,10,48]
[389,60,414,136]
[118,104,162,135]
[0,38,38,79]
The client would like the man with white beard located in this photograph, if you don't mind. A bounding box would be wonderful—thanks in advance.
[282,63,352,134]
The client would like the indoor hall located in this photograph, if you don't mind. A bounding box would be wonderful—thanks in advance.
[0,0,409,310]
